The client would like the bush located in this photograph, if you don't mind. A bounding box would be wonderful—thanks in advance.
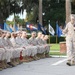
[47,35,65,43]
[27,35,65,44]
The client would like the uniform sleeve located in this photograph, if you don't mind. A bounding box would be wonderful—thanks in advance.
[0,39,4,47]
[28,39,31,44]
[37,39,42,45]
[63,24,68,35]
[35,38,39,45]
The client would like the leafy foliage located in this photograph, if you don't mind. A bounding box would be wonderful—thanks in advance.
[24,0,66,26]
[0,0,22,23]
[0,0,75,26]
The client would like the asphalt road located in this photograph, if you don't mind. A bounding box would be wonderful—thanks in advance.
[0,56,75,75]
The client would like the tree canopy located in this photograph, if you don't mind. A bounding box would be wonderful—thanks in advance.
[0,0,75,26]
[0,0,22,23]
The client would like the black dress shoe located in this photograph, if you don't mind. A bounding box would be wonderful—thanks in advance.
[7,64,12,68]
[66,62,71,66]
[7,62,15,67]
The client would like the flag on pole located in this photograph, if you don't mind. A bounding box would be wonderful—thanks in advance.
[4,22,13,32]
[56,22,62,37]
[48,23,55,36]
[0,24,4,29]
[26,23,38,31]
[38,23,46,34]
[14,24,19,31]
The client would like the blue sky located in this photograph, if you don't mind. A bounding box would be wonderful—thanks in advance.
[7,10,27,21]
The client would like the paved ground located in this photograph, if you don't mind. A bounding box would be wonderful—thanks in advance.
[0,56,75,75]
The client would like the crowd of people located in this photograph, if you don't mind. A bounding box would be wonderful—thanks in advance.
[0,30,50,71]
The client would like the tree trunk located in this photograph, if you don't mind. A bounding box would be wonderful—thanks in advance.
[66,0,71,23]
[0,11,4,24]
[39,0,42,25]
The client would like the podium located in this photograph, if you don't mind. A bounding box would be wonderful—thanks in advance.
[59,41,67,54]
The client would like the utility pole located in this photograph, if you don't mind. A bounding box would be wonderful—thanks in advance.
[39,0,42,25]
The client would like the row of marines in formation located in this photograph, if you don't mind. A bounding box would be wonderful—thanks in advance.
[0,29,50,71]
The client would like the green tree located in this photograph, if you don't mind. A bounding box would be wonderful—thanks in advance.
[1,0,75,26]
[22,0,39,23]
[15,16,25,25]
[43,0,65,25]
[0,0,23,24]
[24,0,66,26]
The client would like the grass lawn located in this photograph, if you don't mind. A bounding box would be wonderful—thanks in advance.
[50,52,66,56]
[50,44,60,51]
[50,44,66,56]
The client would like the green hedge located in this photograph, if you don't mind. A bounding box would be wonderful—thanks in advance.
[27,35,65,44]
[47,36,66,43]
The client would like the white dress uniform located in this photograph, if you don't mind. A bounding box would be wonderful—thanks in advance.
[21,37,37,56]
[36,37,46,53]
[63,22,75,62]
